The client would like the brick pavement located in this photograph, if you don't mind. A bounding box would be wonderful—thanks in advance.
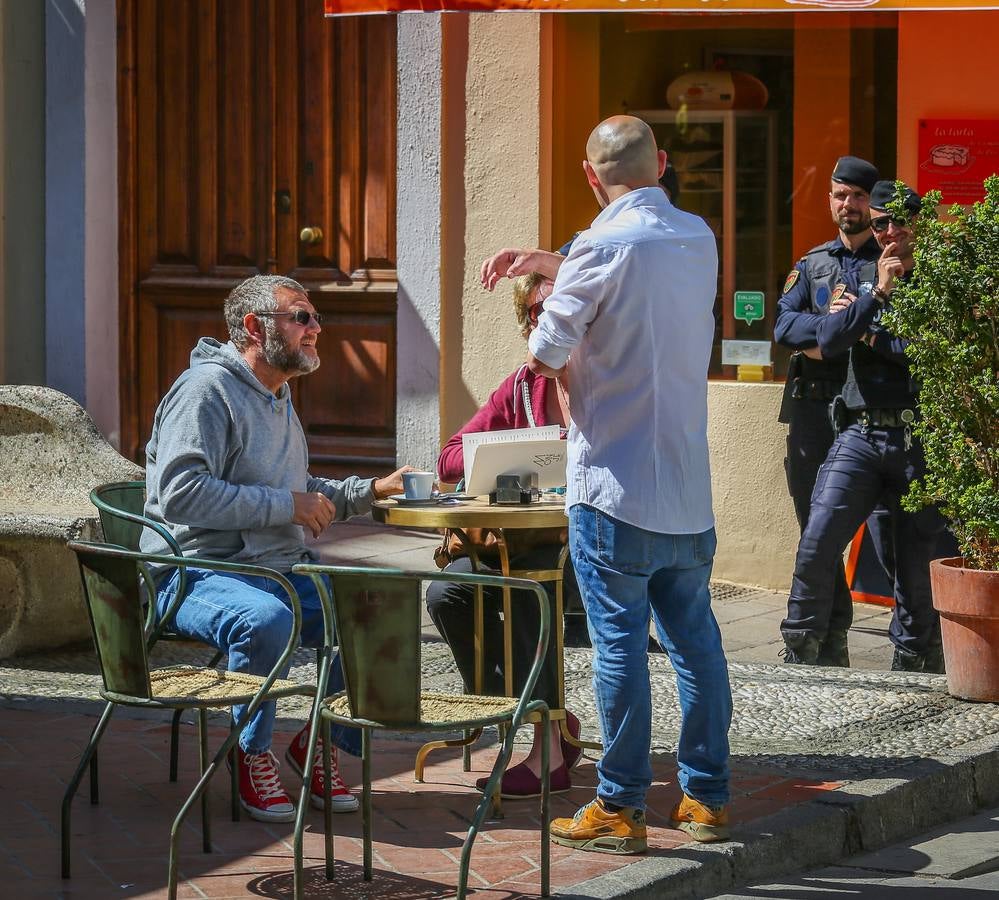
[0,705,841,899]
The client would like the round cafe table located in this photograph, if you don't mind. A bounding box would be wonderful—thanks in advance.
[371,496,600,776]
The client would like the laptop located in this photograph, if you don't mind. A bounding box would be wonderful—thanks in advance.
[465,438,567,496]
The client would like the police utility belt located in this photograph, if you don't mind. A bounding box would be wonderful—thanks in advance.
[829,395,917,450]
[847,408,917,429]
[789,379,840,401]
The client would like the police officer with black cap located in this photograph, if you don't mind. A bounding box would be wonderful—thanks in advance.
[780,180,946,673]
[774,155,884,667]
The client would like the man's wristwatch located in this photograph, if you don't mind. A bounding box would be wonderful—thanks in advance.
[871,285,892,305]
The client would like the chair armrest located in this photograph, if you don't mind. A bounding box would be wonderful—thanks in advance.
[90,487,183,555]
[70,541,305,691]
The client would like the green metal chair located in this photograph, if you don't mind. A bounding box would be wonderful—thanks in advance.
[62,542,316,900]
[90,481,216,783]
[289,564,552,900]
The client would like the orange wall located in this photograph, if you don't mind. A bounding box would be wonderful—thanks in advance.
[791,22,853,260]
[897,11,999,185]
[549,15,601,248]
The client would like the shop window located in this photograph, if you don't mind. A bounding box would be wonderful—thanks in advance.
[551,12,898,381]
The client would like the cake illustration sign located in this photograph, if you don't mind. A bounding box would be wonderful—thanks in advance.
[918,118,999,205]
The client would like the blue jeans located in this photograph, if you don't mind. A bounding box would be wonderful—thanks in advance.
[570,505,731,810]
[156,568,360,756]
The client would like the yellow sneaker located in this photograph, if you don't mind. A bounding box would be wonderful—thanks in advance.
[550,798,648,854]
[669,793,730,842]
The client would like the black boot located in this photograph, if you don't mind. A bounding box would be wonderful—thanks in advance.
[817,630,850,667]
[781,631,820,665]
[891,646,924,672]
[921,643,946,675]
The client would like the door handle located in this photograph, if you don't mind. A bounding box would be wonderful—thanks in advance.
[299,226,324,245]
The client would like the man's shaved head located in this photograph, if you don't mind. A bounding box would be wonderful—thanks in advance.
[585,116,661,189]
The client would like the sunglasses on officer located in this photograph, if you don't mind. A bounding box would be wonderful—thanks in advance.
[254,309,322,327]
[870,214,910,233]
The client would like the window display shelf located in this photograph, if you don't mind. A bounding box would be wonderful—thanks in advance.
[635,108,778,377]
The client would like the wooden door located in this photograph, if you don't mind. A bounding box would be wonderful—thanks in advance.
[118,0,397,478]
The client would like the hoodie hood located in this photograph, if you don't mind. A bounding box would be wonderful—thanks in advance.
[191,337,292,419]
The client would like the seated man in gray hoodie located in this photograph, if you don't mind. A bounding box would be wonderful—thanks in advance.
[141,274,410,823]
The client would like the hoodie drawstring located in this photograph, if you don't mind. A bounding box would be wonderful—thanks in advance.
[268,394,291,422]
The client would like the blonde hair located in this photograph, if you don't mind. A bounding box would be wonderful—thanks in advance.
[512,272,547,339]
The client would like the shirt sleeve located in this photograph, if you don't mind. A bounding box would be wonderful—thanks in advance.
[774,261,823,349]
[528,240,610,370]
[306,475,377,520]
[816,292,882,358]
[867,325,911,364]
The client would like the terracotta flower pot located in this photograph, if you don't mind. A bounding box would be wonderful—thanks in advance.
[930,556,999,702]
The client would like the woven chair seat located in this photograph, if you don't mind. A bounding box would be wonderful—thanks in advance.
[139,665,305,707]
[324,690,518,727]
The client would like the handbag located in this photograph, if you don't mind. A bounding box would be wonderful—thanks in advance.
[433,526,566,570]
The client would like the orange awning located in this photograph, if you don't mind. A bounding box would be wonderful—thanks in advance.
[326,0,999,15]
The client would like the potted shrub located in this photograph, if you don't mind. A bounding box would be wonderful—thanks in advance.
[886,175,999,700]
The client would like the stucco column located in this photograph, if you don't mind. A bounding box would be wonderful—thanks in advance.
[45,0,86,404]
[445,12,543,437]
[43,0,119,445]
[395,13,447,472]
[83,0,119,446]
[395,13,544,473]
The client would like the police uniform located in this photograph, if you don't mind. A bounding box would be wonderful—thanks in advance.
[781,183,946,673]
[775,234,881,663]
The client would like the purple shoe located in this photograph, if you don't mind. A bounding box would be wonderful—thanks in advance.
[476,762,571,799]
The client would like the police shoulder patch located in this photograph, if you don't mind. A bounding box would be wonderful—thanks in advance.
[782,270,800,294]
[831,283,846,302]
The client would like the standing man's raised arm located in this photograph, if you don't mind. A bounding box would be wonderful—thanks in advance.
[480,248,564,290]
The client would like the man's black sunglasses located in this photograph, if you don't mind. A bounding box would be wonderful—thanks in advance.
[254,309,322,327]
[870,214,909,233]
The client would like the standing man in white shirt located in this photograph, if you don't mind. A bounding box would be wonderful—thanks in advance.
[480,116,732,855]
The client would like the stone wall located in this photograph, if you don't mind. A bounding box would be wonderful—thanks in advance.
[0,385,142,658]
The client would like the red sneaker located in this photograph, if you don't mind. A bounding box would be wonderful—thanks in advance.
[286,725,359,813]
[237,748,295,823]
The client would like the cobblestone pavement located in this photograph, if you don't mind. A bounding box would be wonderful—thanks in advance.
[3,628,993,783]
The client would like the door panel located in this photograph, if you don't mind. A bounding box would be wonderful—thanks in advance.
[119,0,397,479]
[295,291,397,469]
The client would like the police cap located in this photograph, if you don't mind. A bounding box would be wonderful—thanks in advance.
[831,156,879,194]
[869,180,922,215]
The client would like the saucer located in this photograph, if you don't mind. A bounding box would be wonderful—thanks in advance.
[389,494,444,507]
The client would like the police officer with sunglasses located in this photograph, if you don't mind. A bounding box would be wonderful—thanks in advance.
[781,181,949,673]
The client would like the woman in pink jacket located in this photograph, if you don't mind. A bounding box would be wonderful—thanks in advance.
[427,273,585,799]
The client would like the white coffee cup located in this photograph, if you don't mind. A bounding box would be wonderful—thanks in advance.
[402,471,435,500]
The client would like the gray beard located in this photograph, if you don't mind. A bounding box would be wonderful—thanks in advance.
[263,324,320,375]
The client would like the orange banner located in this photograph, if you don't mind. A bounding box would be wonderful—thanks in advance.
[326,0,999,14]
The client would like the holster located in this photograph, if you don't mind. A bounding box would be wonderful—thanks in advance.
[828,394,848,436]
[787,353,804,400]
